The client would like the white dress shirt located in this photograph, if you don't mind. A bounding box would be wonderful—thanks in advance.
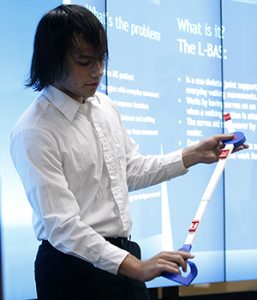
[10,85,187,274]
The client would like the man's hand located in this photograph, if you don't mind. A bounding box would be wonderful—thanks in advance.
[118,251,194,282]
[182,134,248,169]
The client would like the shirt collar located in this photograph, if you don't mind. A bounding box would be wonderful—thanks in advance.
[42,85,101,122]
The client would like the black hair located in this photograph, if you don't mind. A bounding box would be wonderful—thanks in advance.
[26,4,108,91]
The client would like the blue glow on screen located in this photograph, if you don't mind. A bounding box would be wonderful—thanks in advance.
[222,0,257,281]
[1,0,257,299]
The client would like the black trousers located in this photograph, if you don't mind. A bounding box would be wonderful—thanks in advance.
[35,238,152,300]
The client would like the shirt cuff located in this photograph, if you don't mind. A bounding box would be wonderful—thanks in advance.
[164,149,188,179]
[94,241,130,274]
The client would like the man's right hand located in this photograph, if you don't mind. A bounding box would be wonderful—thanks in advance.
[118,251,194,282]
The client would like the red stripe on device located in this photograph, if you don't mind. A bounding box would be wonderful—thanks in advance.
[188,220,200,232]
[224,113,231,121]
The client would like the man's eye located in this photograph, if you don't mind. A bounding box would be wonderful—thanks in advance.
[78,60,93,67]
[76,55,106,68]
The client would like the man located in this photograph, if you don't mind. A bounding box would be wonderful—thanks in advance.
[10,4,247,300]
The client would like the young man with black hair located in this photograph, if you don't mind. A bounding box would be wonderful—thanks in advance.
[10,4,247,300]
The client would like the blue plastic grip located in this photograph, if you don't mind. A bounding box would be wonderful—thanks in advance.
[162,244,198,286]
[223,131,246,148]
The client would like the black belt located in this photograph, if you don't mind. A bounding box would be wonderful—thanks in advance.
[41,236,131,248]
[104,236,131,248]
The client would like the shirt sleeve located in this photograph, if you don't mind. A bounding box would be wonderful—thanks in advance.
[10,127,129,274]
[120,125,188,192]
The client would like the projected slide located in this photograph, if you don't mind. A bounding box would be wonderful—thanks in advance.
[222,0,257,281]
[2,0,257,299]
[105,0,225,287]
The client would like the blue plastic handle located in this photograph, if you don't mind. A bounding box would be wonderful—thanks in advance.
[162,244,198,286]
[222,131,246,148]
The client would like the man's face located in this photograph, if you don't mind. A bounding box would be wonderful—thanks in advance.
[54,39,105,102]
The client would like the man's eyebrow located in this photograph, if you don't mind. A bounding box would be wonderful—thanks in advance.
[74,51,107,60]
[75,54,95,59]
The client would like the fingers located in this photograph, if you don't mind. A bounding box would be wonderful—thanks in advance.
[233,143,249,152]
[213,134,248,153]
[155,251,194,273]
[160,260,182,274]
[174,251,194,272]
[216,140,225,152]
[213,133,234,142]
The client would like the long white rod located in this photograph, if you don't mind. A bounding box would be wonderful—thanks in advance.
[185,143,234,245]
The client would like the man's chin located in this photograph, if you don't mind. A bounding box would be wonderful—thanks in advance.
[85,88,98,98]
[82,94,94,101]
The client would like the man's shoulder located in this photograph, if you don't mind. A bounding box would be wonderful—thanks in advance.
[10,92,61,148]
[13,95,48,130]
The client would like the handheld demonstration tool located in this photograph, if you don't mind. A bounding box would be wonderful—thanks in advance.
[162,113,246,286]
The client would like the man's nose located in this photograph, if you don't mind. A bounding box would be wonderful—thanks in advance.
[91,61,104,78]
